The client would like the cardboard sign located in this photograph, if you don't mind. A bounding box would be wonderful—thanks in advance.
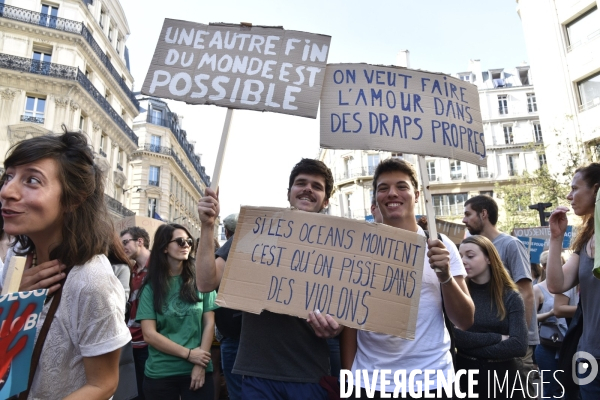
[517,236,546,264]
[435,219,467,246]
[216,206,427,339]
[320,63,486,166]
[512,226,575,250]
[0,289,48,398]
[142,20,331,118]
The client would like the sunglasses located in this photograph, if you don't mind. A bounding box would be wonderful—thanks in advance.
[169,237,193,248]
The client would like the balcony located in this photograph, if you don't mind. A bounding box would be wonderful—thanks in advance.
[20,115,44,124]
[0,4,138,110]
[99,148,107,158]
[145,113,211,187]
[508,169,518,177]
[105,194,135,218]
[148,180,159,187]
[336,167,375,181]
[450,173,464,180]
[477,171,489,178]
[116,163,123,171]
[0,55,138,147]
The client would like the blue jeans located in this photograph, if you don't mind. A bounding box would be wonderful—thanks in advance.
[220,337,242,400]
[577,359,600,400]
[241,376,327,400]
[535,344,564,399]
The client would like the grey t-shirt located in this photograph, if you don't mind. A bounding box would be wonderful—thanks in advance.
[577,249,600,358]
[492,233,539,345]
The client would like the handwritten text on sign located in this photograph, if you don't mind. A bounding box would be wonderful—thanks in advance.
[216,207,426,339]
[142,20,331,118]
[320,63,486,166]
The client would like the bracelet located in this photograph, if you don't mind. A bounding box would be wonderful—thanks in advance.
[440,275,453,285]
[186,348,191,360]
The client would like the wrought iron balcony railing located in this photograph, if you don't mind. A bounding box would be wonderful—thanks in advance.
[477,171,489,178]
[105,194,135,217]
[143,143,172,155]
[116,163,123,171]
[145,113,211,187]
[450,173,463,180]
[139,144,204,195]
[20,115,45,124]
[0,4,138,109]
[148,180,159,187]
[0,54,137,145]
[99,148,107,158]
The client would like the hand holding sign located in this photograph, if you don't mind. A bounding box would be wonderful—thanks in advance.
[426,238,451,283]
[307,309,343,338]
[197,187,220,226]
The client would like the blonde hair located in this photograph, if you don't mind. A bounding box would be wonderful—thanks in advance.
[461,235,519,320]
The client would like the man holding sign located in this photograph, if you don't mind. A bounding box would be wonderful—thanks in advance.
[341,158,474,398]
[196,159,339,399]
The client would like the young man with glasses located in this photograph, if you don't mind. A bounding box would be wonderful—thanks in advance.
[120,226,152,400]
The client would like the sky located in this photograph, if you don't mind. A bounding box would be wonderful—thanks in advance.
[120,0,529,218]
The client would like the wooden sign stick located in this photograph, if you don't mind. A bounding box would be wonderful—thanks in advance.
[1,256,26,295]
[417,155,441,273]
[210,108,234,191]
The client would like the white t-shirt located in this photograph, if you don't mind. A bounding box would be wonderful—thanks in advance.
[352,227,466,393]
[3,249,131,399]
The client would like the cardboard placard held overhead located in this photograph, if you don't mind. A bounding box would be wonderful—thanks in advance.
[142,20,331,119]
[320,63,486,166]
[434,219,467,246]
[216,206,427,339]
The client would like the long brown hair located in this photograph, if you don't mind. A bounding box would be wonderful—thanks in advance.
[461,235,519,320]
[570,162,600,252]
[1,129,113,268]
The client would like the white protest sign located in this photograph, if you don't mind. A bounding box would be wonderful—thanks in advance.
[216,206,427,339]
[320,63,486,166]
[142,20,331,119]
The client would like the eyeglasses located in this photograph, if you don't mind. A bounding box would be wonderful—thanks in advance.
[122,238,136,246]
[169,237,193,248]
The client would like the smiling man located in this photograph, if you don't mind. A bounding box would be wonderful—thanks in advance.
[341,158,474,399]
[196,158,340,399]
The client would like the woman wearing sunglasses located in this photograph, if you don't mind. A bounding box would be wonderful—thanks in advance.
[137,223,217,400]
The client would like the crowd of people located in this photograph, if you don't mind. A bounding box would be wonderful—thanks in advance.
[0,130,598,400]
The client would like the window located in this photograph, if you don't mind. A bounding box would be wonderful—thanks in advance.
[105,89,111,101]
[344,157,353,179]
[117,148,123,171]
[538,153,547,167]
[518,69,530,86]
[108,26,114,41]
[480,191,493,197]
[23,95,46,123]
[367,154,379,175]
[391,152,403,159]
[31,49,51,74]
[151,109,163,125]
[534,123,543,142]
[498,95,508,115]
[149,166,160,186]
[460,74,471,82]
[527,93,537,112]
[566,7,599,51]
[504,125,514,144]
[432,193,468,216]
[148,198,158,218]
[345,193,352,218]
[99,9,106,28]
[40,4,58,29]
[97,134,107,157]
[150,135,162,152]
[427,161,437,181]
[85,67,92,80]
[477,165,489,178]
[116,35,122,53]
[450,160,462,179]
[578,72,600,111]
[79,113,87,130]
[507,155,519,176]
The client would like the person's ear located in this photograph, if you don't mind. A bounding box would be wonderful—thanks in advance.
[414,190,419,203]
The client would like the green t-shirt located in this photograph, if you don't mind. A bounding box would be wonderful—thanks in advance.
[137,276,217,378]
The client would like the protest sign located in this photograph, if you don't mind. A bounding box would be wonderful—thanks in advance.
[434,219,467,246]
[113,215,165,247]
[216,206,427,339]
[517,236,546,263]
[320,63,486,166]
[0,289,48,399]
[142,20,331,119]
[512,226,575,250]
